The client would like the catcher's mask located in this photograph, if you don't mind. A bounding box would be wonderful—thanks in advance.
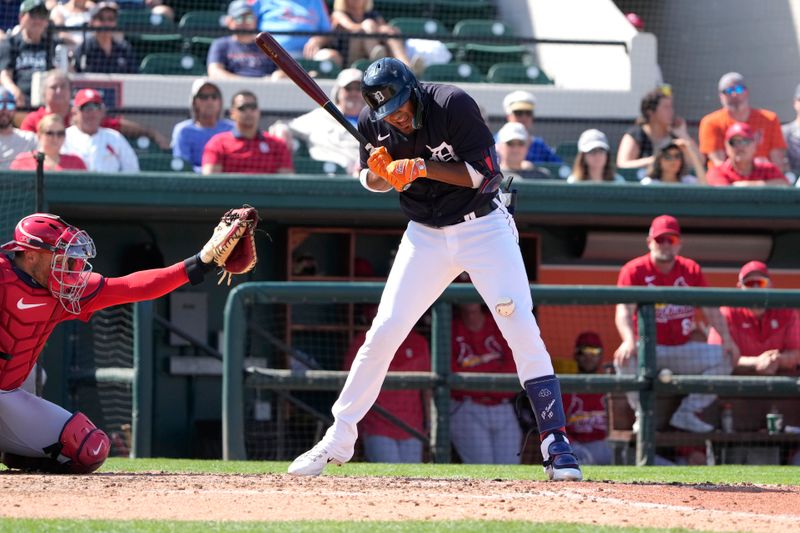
[362,57,424,129]
[1,213,96,314]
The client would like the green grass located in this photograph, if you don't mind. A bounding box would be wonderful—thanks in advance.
[96,458,800,485]
[0,520,712,533]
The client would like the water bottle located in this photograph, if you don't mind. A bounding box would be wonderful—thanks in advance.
[54,44,69,72]
[721,403,734,433]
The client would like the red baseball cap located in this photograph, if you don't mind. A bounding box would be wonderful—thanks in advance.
[739,260,769,281]
[574,331,602,349]
[648,214,681,239]
[725,122,754,143]
[74,88,104,108]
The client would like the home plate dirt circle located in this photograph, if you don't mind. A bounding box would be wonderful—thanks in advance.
[1,473,797,531]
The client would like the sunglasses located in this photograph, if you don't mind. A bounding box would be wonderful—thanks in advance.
[27,9,49,19]
[43,130,66,137]
[96,15,117,23]
[576,346,603,357]
[742,277,769,289]
[662,151,682,161]
[505,140,526,147]
[659,84,672,97]
[728,137,753,148]
[0,101,15,111]
[343,83,361,92]
[512,110,533,117]
[721,84,747,96]
[233,13,256,23]
[235,103,258,112]
[195,92,220,100]
[654,234,680,246]
[80,102,103,111]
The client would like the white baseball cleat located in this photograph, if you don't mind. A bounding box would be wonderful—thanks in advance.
[670,410,714,433]
[288,441,345,476]
[540,432,583,482]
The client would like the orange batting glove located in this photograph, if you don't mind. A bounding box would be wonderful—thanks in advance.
[367,146,393,179]
[385,158,427,191]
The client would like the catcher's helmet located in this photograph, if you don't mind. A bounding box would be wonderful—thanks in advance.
[362,57,424,127]
[2,213,96,314]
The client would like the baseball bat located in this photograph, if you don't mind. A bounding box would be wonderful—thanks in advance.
[255,32,373,151]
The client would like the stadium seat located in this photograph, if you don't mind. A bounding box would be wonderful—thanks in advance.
[120,10,182,56]
[421,62,482,82]
[374,0,427,23]
[351,58,373,71]
[459,43,528,74]
[556,142,579,164]
[535,162,572,180]
[293,157,348,176]
[452,19,510,39]
[617,168,647,182]
[296,59,341,79]
[388,17,446,37]
[177,10,226,58]
[486,62,553,85]
[139,53,206,75]
[431,0,493,29]
[138,153,190,172]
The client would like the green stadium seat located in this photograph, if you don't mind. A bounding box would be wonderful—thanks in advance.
[486,62,553,85]
[388,17,447,37]
[459,43,528,74]
[139,53,206,75]
[617,168,647,182]
[421,62,482,82]
[374,1,427,23]
[535,162,572,180]
[555,142,578,165]
[351,58,373,71]
[295,58,341,79]
[431,0,493,29]
[120,10,182,56]
[293,157,348,176]
[452,19,510,39]
[177,11,226,58]
[138,153,190,172]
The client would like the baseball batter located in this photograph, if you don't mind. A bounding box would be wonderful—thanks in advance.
[0,211,242,473]
[289,58,582,480]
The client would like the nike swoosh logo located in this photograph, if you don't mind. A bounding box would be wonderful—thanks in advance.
[327,457,335,463]
[92,442,104,456]
[377,133,390,141]
[17,298,46,310]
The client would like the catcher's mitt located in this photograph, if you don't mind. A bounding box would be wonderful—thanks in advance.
[200,205,260,285]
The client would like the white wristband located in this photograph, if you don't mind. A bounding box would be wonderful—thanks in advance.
[359,168,391,193]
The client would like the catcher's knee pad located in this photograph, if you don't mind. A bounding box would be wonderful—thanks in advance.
[55,412,110,473]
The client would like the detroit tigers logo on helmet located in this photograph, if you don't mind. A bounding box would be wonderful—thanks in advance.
[373,91,385,104]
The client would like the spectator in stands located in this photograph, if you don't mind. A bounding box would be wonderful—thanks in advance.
[252,0,342,66]
[289,68,363,174]
[63,88,139,172]
[74,2,137,74]
[567,129,624,183]
[614,215,737,433]
[618,86,702,172]
[20,70,170,149]
[495,122,534,174]
[207,0,278,80]
[500,90,561,165]
[330,0,412,68]
[562,331,612,466]
[699,72,787,170]
[202,89,293,175]
[705,123,790,187]
[171,79,233,173]
[781,82,800,178]
[50,0,93,50]
[708,261,800,376]
[450,302,521,464]
[0,87,36,169]
[343,302,430,463]
[11,112,86,170]
[0,0,57,107]
[112,0,172,22]
[641,139,705,185]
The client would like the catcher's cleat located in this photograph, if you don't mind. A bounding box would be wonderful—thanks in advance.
[540,432,583,481]
[288,441,345,476]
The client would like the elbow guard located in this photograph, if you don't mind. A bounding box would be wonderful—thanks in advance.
[466,145,504,193]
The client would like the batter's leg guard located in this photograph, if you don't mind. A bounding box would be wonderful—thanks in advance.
[524,375,582,481]
[43,412,110,474]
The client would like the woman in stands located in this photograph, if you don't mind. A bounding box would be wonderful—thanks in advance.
[11,113,87,171]
[330,0,413,68]
[567,129,624,183]
[50,0,94,49]
[617,86,702,171]
[641,140,706,185]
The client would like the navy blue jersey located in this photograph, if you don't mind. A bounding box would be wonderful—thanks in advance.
[358,83,501,227]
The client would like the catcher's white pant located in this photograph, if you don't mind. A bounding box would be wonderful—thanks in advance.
[449,399,522,464]
[0,386,71,458]
[324,205,554,461]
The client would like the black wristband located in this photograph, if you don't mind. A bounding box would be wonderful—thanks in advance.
[184,254,214,285]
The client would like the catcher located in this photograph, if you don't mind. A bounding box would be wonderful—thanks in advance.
[0,206,258,473]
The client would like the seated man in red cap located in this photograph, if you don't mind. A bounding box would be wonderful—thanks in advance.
[706,123,790,187]
[708,261,800,375]
[614,214,738,433]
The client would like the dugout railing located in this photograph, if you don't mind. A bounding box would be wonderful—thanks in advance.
[222,282,800,466]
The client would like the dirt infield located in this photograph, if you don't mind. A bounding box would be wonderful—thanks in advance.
[1,472,797,531]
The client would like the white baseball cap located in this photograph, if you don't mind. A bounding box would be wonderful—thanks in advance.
[331,68,363,99]
[502,90,536,114]
[496,122,529,144]
[577,129,610,153]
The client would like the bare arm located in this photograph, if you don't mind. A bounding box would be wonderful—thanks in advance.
[613,303,637,367]
[770,147,788,172]
[330,11,361,31]
[0,69,24,107]
[119,117,170,150]
[707,149,726,167]
[207,62,245,80]
[616,133,652,169]
[202,163,222,175]
[702,306,739,361]
[731,179,790,187]
[673,137,706,184]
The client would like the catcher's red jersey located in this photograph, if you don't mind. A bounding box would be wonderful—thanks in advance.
[0,255,189,390]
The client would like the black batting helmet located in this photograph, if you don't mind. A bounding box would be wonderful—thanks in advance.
[362,57,423,126]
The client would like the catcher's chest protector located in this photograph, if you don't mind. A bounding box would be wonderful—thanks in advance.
[0,256,64,390]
